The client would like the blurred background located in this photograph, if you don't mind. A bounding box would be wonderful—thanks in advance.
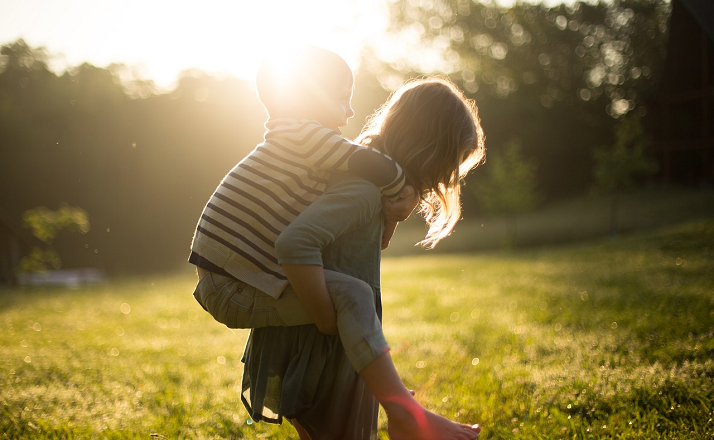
[0,0,712,282]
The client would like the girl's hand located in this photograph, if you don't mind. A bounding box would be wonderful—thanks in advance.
[382,221,398,250]
[381,186,419,250]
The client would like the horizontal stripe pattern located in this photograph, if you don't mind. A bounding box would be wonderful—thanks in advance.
[190,118,405,298]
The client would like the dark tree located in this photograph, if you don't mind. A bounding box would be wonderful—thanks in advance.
[370,0,670,203]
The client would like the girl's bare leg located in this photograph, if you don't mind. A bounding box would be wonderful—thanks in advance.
[291,419,312,440]
[359,353,481,440]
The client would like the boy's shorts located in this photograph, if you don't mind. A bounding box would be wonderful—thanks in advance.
[192,268,389,372]
[192,270,311,328]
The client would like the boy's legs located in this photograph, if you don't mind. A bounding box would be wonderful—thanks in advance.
[319,270,389,372]
[193,270,293,328]
[193,269,388,371]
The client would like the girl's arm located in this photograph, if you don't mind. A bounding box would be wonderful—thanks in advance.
[281,264,337,335]
[381,185,420,250]
[275,176,381,335]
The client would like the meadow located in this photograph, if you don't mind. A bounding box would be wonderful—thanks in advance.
[1,217,713,439]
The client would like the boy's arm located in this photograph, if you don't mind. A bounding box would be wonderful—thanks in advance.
[281,265,337,335]
[345,147,405,201]
[270,121,405,200]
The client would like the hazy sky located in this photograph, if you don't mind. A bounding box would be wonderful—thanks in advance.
[0,0,571,89]
[0,0,391,89]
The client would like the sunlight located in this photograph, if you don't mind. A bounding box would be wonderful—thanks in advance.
[0,0,388,89]
[98,0,371,87]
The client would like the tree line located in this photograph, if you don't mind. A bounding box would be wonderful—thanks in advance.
[1,40,268,274]
[0,0,669,274]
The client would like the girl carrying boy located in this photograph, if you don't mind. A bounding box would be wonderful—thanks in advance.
[189,46,485,440]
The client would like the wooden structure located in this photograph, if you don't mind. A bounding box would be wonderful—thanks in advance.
[648,0,714,185]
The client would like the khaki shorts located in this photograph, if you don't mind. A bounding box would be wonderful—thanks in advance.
[191,268,389,372]
[193,271,312,328]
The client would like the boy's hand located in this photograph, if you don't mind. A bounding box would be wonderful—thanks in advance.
[383,185,419,222]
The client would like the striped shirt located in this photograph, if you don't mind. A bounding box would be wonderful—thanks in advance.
[189,118,404,298]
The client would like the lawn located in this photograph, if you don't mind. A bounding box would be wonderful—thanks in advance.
[385,186,714,255]
[1,219,713,439]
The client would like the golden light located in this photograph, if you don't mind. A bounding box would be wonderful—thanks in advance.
[0,0,389,89]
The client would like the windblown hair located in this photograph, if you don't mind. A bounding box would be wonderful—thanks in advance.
[356,77,485,248]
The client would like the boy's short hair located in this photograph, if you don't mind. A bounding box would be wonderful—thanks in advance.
[256,46,353,118]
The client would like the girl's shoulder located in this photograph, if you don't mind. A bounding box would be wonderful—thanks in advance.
[325,175,382,211]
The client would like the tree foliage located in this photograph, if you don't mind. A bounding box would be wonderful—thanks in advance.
[0,39,393,274]
[474,138,541,217]
[592,112,658,235]
[592,112,658,195]
[0,39,267,273]
[22,205,89,245]
[382,0,669,118]
[0,23,674,272]
[20,204,89,272]
[472,138,541,247]
[372,0,671,204]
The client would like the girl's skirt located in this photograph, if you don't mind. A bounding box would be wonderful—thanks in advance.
[240,290,383,440]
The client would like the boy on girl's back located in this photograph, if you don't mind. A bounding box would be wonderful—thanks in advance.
[189,46,481,440]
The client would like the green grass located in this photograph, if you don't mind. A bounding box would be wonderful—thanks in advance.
[2,219,714,439]
[385,186,714,255]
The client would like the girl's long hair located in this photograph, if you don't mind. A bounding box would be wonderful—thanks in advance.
[356,77,485,248]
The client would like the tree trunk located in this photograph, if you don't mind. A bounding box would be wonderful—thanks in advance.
[504,217,518,249]
[609,193,619,238]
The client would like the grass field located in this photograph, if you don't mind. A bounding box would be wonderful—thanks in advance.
[1,218,713,439]
[385,186,714,256]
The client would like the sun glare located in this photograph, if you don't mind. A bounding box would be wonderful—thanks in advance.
[0,0,388,90]
[207,0,388,83]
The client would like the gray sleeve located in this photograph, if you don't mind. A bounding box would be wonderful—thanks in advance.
[275,177,382,266]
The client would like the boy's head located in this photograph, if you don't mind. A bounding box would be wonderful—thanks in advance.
[256,46,354,132]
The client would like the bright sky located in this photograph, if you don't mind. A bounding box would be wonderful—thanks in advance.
[0,0,573,90]
[0,0,390,90]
